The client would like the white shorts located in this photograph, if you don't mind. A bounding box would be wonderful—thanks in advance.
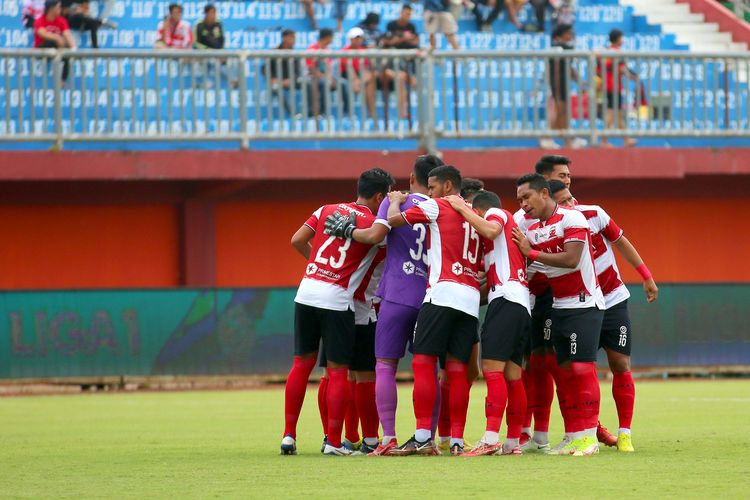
[424,10,458,35]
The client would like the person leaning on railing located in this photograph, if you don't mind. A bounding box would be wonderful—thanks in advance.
[305,28,337,117]
[34,0,76,82]
[380,3,420,118]
[340,27,377,119]
[154,3,192,49]
[598,28,638,148]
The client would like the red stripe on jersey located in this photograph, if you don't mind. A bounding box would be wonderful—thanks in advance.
[598,263,624,296]
[528,272,549,296]
[548,271,592,299]
[353,247,385,302]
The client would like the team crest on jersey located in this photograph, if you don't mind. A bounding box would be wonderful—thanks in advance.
[402,261,416,275]
[452,262,464,276]
[306,263,318,275]
[549,227,557,238]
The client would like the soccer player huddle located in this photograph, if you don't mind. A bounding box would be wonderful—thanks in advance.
[281,154,659,457]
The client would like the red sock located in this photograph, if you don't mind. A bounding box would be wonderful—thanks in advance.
[483,370,506,433]
[530,353,554,433]
[412,354,438,431]
[355,381,379,440]
[446,360,470,440]
[571,362,600,431]
[326,367,350,448]
[438,378,451,438]
[506,378,527,440]
[344,379,360,444]
[521,368,533,429]
[283,356,317,439]
[317,376,328,436]
[554,365,577,433]
[612,371,635,429]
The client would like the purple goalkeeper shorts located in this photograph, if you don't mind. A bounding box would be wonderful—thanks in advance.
[375,299,421,360]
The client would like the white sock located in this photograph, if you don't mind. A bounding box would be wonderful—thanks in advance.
[450,437,464,448]
[382,435,396,445]
[482,431,500,445]
[505,438,520,449]
[363,437,379,446]
[571,431,585,440]
[439,436,450,444]
[415,429,431,443]
[533,431,548,445]
[521,426,532,435]
[619,428,631,435]
[585,427,598,438]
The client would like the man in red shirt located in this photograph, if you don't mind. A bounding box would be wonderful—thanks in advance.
[600,29,638,148]
[446,190,531,457]
[280,168,395,456]
[341,27,376,119]
[154,3,193,49]
[386,165,483,456]
[512,173,605,457]
[34,0,76,82]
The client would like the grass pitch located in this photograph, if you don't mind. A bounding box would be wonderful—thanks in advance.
[1,380,748,498]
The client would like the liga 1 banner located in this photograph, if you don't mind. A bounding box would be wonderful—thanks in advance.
[0,285,748,379]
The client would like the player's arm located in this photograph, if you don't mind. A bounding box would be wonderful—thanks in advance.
[511,227,583,269]
[291,225,315,259]
[351,223,389,245]
[386,191,410,228]
[444,195,501,240]
[612,235,658,303]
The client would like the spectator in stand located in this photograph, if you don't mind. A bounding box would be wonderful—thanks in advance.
[600,28,638,148]
[22,0,45,28]
[34,0,76,82]
[63,0,116,49]
[357,12,383,48]
[265,29,302,90]
[472,0,522,32]
[423,0,459,49]
[529,0,575,33]
[155,3,192,49]
[341,27,377,118]
[544,23,585,149]
[380,3,420,117]
[333,0,348,32]
[194,4,224,50]
[306,28,337,116]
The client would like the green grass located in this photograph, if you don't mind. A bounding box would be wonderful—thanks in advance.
[1,380,748,498]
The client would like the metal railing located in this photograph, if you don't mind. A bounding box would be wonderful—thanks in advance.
[1,49,749,150]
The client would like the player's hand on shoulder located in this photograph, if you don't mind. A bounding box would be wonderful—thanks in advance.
[388,190,408,204]
[443,194,465,211]
[324,210,357,239]
[511,227,531,256]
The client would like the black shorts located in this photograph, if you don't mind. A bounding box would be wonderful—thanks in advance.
[606,91,624,109]
[480,298,530,366]
[295,302,355,366]
[318,320,376,371]
[414,302,479,364]
[599,300,632,356]
[551,307,605,364]
[529,289,554,353]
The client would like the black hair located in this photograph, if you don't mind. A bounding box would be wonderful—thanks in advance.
[471,190,501,211]
[609,28,624,45]
[168,3,182,14]
[460,178,484,199]
[552,23,572,40]
[204,3,216,14]
[282,28,295,37]
[428,165,462,189]
[402,3,413,10]
[319,28,334,40]
[534,154,571,176]
[516,173,550,193]
[364,12,380,25]
[358,168,396,198]
[413,154,444,187]
[547,179,568,196]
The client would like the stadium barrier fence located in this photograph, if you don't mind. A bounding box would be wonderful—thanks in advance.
[1,285,748,380]
[1,49,749,150]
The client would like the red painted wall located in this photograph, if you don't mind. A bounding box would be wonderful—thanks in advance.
[0,205,180,289]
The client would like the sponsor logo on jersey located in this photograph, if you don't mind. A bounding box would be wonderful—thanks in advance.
[402,261,415,275]
[452,262,463,276]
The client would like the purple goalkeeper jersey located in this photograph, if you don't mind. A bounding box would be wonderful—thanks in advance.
[374,192,430,309]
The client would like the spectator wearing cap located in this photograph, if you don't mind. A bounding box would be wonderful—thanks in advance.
[155,3,192,49]
[380,3,419,117]
[341,27,376,118]
[34,0,76,81]
[423,0,459,49]
[357,12,383,48]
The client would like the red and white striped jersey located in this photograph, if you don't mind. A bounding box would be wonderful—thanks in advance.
[402,197,482,318]
[294,202,381,312]
[575,204,630,309]
[353,248,385,325]
[483,208,530,314]
[514,208,550,309]
[525,205,605,310]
